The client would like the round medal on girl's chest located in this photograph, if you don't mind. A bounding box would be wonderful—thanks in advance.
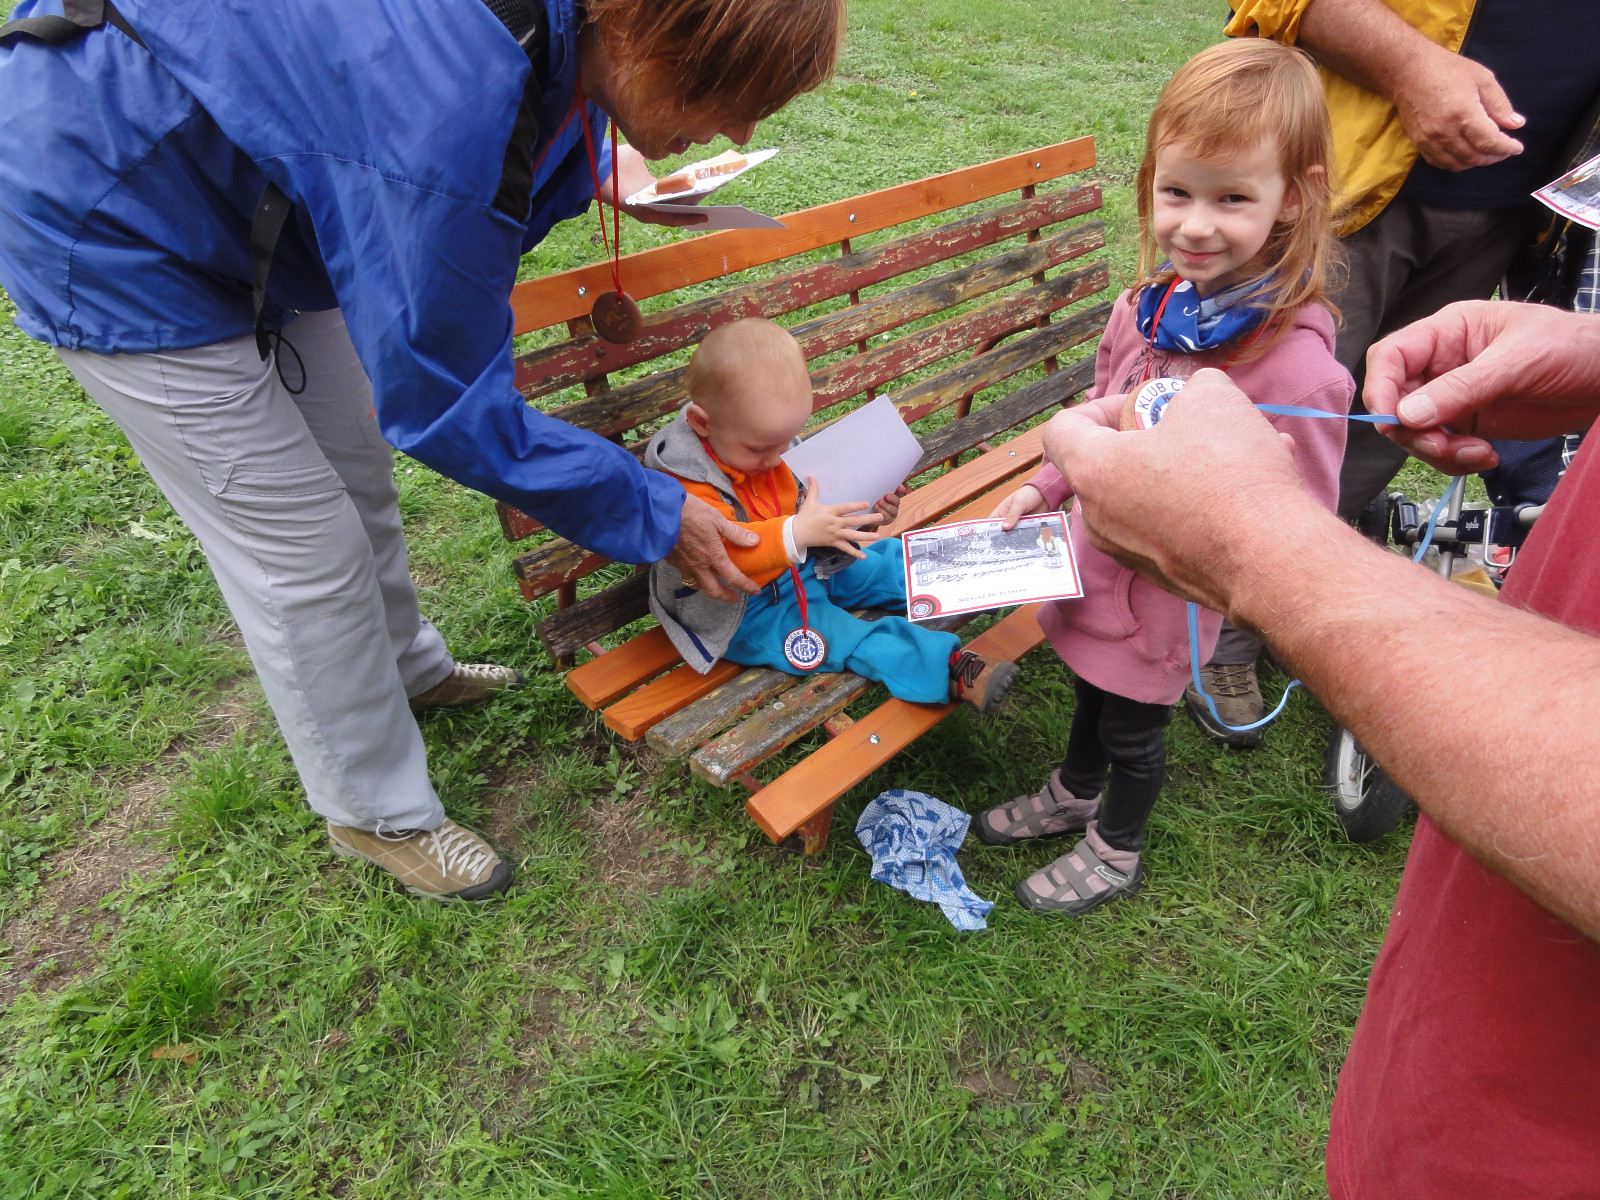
[592,290,644,344]
[782,626,827,671]
[1121,375,1188,431]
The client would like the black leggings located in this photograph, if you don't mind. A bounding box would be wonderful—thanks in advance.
[1057,676,1172,853]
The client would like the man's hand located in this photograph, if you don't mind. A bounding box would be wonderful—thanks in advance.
[1364,301,1600,473]
[1295,0,1523,172]
[794,477,884,560]
[600,144,708,229]
[1042,370,1313,617]
[667,494,761,600]
[990,484,1047,531]
[1393,44,1524,171]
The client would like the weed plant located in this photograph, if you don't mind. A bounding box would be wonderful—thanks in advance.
[1,2,1426,1196]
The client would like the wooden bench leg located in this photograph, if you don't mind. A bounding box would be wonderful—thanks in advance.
[797,802,835,855]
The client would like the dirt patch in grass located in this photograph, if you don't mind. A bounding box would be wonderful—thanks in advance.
[0,776,170,1008]
[949,1029,1110,1107]
[584,783,710,905]
[0,671,264,1010]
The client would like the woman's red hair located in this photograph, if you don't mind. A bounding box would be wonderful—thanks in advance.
[588,0,846,121]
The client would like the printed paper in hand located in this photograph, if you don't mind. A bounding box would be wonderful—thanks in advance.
[782,396,923,514]
[625,148,787,230]
[1534,150,1600,231]
[903,512,1083,620]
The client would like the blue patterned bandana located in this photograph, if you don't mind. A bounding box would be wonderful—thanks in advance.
[1135,277,1270,353]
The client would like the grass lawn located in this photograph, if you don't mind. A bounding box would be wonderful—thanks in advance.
[1,1,1435,1195]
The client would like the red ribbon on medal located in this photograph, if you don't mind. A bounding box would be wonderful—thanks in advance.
[575,82,643,345]
[732,462,827,671]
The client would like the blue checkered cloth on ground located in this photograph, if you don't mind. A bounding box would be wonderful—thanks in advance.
[855,790,995,931]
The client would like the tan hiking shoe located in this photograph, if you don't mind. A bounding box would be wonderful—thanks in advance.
[1182,661,1264,749]
[328,818,511,901]
[409,663,525,712]
[948,649,1020,719]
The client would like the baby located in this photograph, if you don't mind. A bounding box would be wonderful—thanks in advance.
[645,318,1020,715]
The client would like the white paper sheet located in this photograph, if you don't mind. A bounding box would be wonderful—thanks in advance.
[625,148,786,229]
[782,396,923,513]
[902,512,1084,620]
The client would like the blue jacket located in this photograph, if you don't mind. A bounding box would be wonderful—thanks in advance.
[0,0,685,565]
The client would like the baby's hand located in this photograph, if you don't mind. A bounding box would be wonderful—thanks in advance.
[875,484,910,524]
[990,484,1046,532]
[794,477,884,560]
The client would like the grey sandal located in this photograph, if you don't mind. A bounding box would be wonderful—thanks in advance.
[974,769,1099,847]
[1015,824,1142,916]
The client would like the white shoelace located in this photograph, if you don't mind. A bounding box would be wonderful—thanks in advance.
[381,823,495,881]
[454,663,516,684]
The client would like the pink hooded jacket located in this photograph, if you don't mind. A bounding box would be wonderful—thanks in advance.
[1032,290,1354,704]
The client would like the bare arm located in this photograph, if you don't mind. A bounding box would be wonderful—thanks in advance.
[1044,370,1600,938]
[1296,0,1524,170]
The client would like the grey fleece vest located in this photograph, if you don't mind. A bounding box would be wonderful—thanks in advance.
[645,410,849,674]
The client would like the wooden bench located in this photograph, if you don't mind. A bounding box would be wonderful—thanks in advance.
[499,137,1111,852]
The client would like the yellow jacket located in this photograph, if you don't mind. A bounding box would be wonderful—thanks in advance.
[1226,0,1476,233]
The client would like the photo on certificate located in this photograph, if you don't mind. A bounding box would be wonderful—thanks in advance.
[902,511,1084,621]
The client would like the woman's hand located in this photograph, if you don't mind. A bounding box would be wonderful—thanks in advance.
[990,484,1046,532]
[794,478,883,559]
[600,144,708,229]
[874,485,910,524]
[666,494,761,600]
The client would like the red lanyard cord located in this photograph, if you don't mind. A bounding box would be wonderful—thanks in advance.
[573,82,624,299]
[1142,275,1263,382]
[730,462,813,635]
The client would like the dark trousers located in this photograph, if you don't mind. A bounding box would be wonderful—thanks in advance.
[1057,677,1172,853]
[1208,198,1537,667]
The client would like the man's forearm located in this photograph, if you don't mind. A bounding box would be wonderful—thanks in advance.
[1234,507,1600,939]
[1296,0,1440,100]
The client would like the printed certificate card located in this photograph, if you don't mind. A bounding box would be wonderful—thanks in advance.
[903,512,1083,621]
[1534,150,1600,231]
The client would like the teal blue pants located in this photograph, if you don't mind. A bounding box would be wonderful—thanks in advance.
[724,538,960,704]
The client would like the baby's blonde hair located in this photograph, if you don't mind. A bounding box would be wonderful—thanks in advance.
[1132,39,1344,350]
[686,318,811,417]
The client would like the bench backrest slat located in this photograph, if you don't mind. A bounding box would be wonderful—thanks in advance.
[514,182,1102,400]
[509,136,1095,336]
[542,221,1106,441]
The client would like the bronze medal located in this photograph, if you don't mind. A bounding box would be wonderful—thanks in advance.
[591,289,643,345]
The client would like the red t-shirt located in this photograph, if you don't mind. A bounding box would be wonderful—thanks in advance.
[1327,438,1600,1198]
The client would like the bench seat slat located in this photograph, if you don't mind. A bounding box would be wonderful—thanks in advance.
[647,666,806,759]
[886,425,1045,536]
[510,137,1096,337]
[744,605,1048,843]
[565,626,682,710]
[603,659,745,741]
[514,186,1102,401]
[691,672,875,788]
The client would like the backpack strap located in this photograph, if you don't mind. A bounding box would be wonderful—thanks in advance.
[0,0,145,49]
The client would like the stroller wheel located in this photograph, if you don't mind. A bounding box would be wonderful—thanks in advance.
[1355,491,1397,546]
[1322,725,1411,842]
